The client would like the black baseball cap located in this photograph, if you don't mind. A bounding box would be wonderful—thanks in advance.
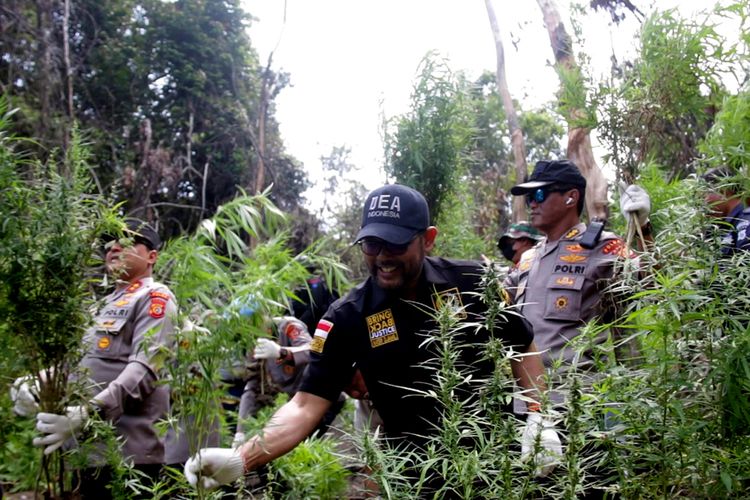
[355,184,430,245]
[511,159,587,195]
[103,218,161,251]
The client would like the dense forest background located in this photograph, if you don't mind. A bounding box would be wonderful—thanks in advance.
[3,0,750,498]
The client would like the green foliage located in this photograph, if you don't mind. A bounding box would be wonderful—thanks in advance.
[157,188,351,476]
[701,90,750,171]
[1,0,310,237]
[267,437,351,499]
[433,180,491,260]
[597,6,732,180]
[384,53,474,222]
[0,107,117,407]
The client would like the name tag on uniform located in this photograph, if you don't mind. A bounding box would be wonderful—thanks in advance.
[97,317,127,335]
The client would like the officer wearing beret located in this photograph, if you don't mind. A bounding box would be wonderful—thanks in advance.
[18,218,177,498]
[184,184,561,490]
[505,160,636,376]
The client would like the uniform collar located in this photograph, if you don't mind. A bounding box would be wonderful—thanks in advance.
[114,276,154,293]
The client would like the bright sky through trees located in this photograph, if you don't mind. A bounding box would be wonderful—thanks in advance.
[245,1,724,206]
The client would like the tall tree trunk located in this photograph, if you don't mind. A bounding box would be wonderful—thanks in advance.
[536,0,609,220]
[35,0,53,144]
[254,55,273,194]
[62,0,73,158]
[484,0,528,222]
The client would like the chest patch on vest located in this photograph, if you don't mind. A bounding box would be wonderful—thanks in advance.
[555,296,569,310]
[97,335,112,350]
[310,319,333,353]
[431,287,467,319]
[565,244,585,253]
[366,309,399,348]
[559,254,587,263]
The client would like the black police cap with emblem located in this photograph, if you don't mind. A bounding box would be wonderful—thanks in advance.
[103,218,162,251]
[511,159,587,195]
[355,184,430,245]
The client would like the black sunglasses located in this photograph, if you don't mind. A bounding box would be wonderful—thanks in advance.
[358,234,421,256]
[525,187,568,206]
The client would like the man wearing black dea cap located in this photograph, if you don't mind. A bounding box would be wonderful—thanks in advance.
[18,218,178,498]
[184,184,561,491]
[504,160,637,385]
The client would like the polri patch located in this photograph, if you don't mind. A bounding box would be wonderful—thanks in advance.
[310,319,333,353]
[366,309,399,348]
[149,300,166,318]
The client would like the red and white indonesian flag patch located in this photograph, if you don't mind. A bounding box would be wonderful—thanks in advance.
[311,319,333,353]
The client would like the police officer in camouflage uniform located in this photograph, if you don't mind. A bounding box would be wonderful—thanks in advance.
[32,218,177,498]
[504,160,640,375]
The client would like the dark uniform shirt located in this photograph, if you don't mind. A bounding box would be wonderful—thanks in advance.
[81,277,177,464]
[291,276,339,333]
[720,203,750,256]
[300,257,533,443]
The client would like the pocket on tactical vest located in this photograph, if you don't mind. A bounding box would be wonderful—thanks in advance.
[543,274,585,321]
[93,317,128,358]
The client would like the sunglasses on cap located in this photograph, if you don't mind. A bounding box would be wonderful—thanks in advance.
[525,186,570,206]
[358,233,421,256]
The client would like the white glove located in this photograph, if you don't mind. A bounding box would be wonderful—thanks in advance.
[253,338,282,360]
[619,184,651,226]
[184,447,245,490]
[33,405,88,455]
[10,375,40,417]
[232,431,246,449]
[521,413,563,478]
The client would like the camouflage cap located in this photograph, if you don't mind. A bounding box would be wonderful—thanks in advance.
[497,221,543,250]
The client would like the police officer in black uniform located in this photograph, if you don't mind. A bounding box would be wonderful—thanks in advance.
[184,184,560,490]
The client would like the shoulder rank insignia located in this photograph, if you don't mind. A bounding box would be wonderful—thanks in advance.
[150,291,171,302]
[563,228,580,239]
[126,280,143,293]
